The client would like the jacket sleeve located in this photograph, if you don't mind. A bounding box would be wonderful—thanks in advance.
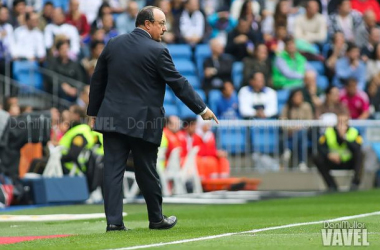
[157,48,207,114]
[87,39,111,116]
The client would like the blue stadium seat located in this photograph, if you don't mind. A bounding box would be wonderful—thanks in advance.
[173,59,196,75]
[163,103,179,117]
[251,127,279,154]
[317,75,329,90]
[277,89,290,114]
[166,44,192,60]
[13,61,43,91]
[184,75,201,89]
[232,62,243,89]
[217,127,247,154]
[195,44,211,79]
[309,61,324,75]
[208,89,222,112]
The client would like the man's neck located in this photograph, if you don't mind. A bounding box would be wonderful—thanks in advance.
[137,27,152,38]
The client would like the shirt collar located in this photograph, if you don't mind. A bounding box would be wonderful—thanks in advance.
[249,86,266,93]
[136,27,152,38]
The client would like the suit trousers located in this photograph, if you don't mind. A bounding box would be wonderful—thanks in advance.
[102,132,163,225]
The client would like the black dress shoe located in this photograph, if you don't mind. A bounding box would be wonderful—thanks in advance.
[149,215,177,230]
[106,224,129,232]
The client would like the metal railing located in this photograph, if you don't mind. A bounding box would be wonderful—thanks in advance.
[213,119,380,172]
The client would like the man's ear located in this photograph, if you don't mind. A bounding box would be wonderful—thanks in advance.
[144,20,151,30]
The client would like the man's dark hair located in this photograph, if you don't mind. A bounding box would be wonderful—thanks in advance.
[13,0,26,8]
[346,77,358,85]
[44,1,54,7]
[182,117,197,128]
[25,11,36,22]
[284,36,295,45]
[346,42,358,52]
[337,0,349,7]
[325,85,337,95]
[135,6,159,27]
[221,81,233,92]
[56,39,70,50]
[90,40,105,51]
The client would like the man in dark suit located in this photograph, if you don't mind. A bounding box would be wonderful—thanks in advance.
[87,6,218,232]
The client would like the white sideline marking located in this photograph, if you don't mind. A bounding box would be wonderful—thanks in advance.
[107,211,380,250]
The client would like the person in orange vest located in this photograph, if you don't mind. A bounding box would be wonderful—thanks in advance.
[196,117,230,179]
[162,116,182,161]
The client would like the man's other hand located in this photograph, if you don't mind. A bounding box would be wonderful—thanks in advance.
[201,109,219,124]
[89,116,96,129]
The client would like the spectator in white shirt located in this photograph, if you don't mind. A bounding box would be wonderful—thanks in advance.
[179,0,205,46]
[44,8,80,59]
[12,12,45,61]
[78,0,102,24]
[238,72,278,119]
[0,6,13,75]
[294,0,327,44]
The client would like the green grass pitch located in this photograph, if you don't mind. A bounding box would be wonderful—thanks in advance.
[1,190,380,249]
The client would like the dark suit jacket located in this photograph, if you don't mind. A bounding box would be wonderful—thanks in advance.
[87,28,206,145]
[202,54,233,92]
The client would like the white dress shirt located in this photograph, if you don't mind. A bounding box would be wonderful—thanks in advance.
[12,26,45,59]
[238,86,278,118]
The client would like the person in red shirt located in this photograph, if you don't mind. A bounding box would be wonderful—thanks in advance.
[351,0,380,22]
[65,0,90,39]
[339,78,370,119]
[162,116,182,160]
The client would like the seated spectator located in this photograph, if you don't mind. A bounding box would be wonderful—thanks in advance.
[301,70,322,115]
[316,86,349,118]
[90,2,112,30]
[116,0,139,35]
[366,76,380,117]
[207,6,237,46]
[325,32,347,82]
[280,88,313,167]
[44,8,80,59]
[261,0,299,41]
[272,37,310,89]
[339,78,370,119]
[265,24,287,56]
[238,0,261,35]
[361,27,380,62]
[101,14,118,43]
[81,40,105,78]
[76,85,90,109]
[242,43,271,87]
[334,43,366,90]
[238,72,278,119]
[225,17,259,61]
[46,40,87,101]
[355,10,377,49]
[163,115,182,160]
[328,0,363,43]
[314,113,363,191]
[155,0,176,44]
[366,43,380,82]
[65,0,90,39]
[178,0,205,46]
[38,1,53,31]
[351,0,380,22]
[0,6,14,75]
[294,0,327,44]
[203,38,233,93]
[196,117,230,179]
[10,0,26,28]
[215,81,240,119]
[12,12,46,62]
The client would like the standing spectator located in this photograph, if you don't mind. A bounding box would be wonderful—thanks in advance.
[207,6,237,46]
[178,0,205,46]
[215,81,240,119]
[300,70,323,115]
[78,0,102,24]
[294,0,327,44]
[101,14,118,44]
[38,1,53,31]
[339,78,370,119]
[162,115,182,160]
[116,0,139,35]
[366,43,380,82]
[334,43,366,90]
[12,12,45,62]
[328,0,363,42]
[44,8,80,58]
[9,0,26,28]
[65,0,90,39]
[316,86,349,118]
[46,40,86,101]
[361,27,380,61]
[325,32,347,82]
[81,40,104,78]
[265,24,287,56]
[203,38,233,93]
[225,18,259,61]
[355,10,377,49]
[351,0,380,22]
[0,6,14,75]
[242,43,271,87]
[155,0,175,44]
[91,2,112,30]
[238,72,278,119]
[272,37,310,89]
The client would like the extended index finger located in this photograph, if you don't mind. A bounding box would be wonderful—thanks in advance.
[212,113,219,124]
